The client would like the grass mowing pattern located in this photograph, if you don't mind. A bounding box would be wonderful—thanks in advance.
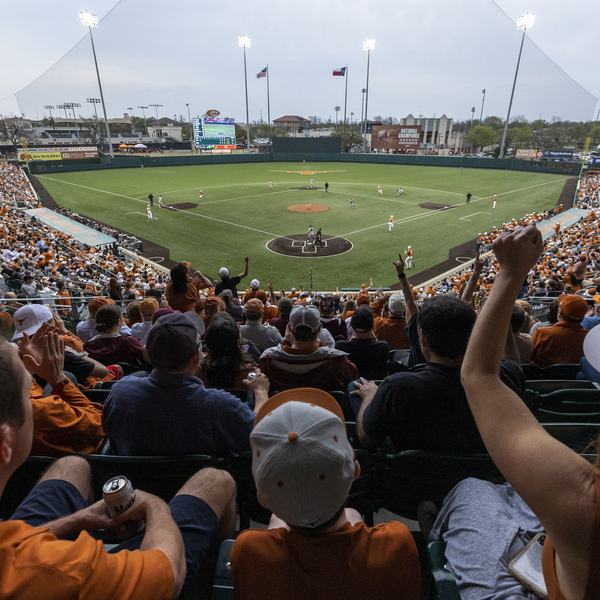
[38,162,569,289]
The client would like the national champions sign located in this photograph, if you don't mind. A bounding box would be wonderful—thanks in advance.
[371,125,421,150]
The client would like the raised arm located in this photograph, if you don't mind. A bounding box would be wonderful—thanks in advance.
[392,254,418,321]
[461,225,595,595]
[460,251,484,304]
[238,256,249,280]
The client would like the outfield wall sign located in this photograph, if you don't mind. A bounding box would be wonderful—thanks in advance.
[516,148,538,159]
[371,125,421,150]
[193,118,236,149]
[542,150,573,160]
[18,146,99,161]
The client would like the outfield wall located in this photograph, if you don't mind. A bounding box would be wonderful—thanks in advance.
[26,152,580,177]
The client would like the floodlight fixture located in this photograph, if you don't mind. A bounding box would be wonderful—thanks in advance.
[238,35,251,48]
[516,13,535,31]
[149,104,163,120]
[79,11,98,28]
[363,38,375,51]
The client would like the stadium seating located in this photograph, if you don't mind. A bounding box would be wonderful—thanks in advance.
[526,379,599,394]
[521,364,582,381]
[372,451,505,521]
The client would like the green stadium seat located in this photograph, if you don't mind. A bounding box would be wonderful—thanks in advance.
[521,364,581,381]
[541,423,600,451]
[427,541,461,600]
[82,388,110,404]
[210,540,235,600]
[536,409,600,424]
[526,380,599,394]
[372,451,505,521]
[85,454,224,504]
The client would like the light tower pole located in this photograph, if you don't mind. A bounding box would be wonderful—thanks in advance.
[186,103,193,154]
[479,89,486,124]
[80,10,114,157]
[238,35,251,153]
[499,13,535,159]
[44,105,55,130]
[87,98,101,141]
[138,106,149,136]
[362,38,375,153]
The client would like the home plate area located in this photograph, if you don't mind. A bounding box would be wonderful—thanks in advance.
[267,234,352,257]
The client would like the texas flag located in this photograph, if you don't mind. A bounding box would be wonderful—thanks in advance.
[332,67,346,76]
[257,67,267,79]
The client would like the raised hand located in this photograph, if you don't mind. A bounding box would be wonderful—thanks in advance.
[492,225,543,280]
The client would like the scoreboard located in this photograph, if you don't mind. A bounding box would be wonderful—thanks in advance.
[193,117,236,149]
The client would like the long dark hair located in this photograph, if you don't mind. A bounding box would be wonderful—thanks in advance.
[109,277,122,300]
[203,314,254,389]
[94,305,122,334]
[170,262,189,295]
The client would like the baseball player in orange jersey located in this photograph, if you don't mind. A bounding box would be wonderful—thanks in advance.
[378,185,383,195]
[199,190,204,199]
[146,205,153,220]
[405,246,414,269]
[388,215,394,232]
[493,194,497,209]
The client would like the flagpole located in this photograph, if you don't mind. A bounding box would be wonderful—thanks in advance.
[267,64,271,145]
[342,64,348,153]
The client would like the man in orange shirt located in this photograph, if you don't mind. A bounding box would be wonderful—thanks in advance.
[230,387,421,600]
[0,332,237,599]
[531,294,588,367]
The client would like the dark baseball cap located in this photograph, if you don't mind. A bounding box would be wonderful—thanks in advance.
[351,306,374,333]
[146,313,202,370]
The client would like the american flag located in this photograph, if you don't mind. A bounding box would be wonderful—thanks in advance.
[257,67,267,79]
[332,67,346,76]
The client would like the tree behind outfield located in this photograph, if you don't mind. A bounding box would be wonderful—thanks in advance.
[330,125,363,152]
[466,126,496,151]
[235,123,256,146]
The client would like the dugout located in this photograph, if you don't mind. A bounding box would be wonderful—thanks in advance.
[272,137,341,154]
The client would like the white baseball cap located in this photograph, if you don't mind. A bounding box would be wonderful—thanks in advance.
[251,279,260,290]
[12,305,53,341]
[251,389,355,529]
[219,267,229,278]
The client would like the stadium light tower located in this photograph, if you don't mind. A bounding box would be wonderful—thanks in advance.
[63,102,81,144]
[362,38,375,153]
[80,10,114,157]
[186,103,193,154]
[138,106,149,136]
[238,35,251,153]
[44,105,56,130]
[499,13,535,159]
[149,104,163,121]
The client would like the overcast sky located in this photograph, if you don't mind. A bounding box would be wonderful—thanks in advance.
[1,0,599,126]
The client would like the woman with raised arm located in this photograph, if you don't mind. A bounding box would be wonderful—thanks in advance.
[452,225,598,600]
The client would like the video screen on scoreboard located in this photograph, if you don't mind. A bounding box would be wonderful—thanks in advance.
[193,117,236,149]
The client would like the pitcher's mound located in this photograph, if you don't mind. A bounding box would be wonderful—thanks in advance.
[419,203,457,211]
[288,204,329,213]
[268,234,352,257]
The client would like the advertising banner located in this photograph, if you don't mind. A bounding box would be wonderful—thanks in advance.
[516,148,538,159]
[542,150,573,160]
[18,146,99,161]
[371,125,421,150]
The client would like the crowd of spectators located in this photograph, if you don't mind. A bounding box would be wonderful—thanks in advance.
[2,161,600,598]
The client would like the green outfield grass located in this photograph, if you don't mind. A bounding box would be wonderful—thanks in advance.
[37,162,570,289]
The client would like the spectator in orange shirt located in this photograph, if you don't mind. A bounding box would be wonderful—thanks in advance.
[0,335,236,599]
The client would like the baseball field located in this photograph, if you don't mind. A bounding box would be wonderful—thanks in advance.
[36,161,571,290]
